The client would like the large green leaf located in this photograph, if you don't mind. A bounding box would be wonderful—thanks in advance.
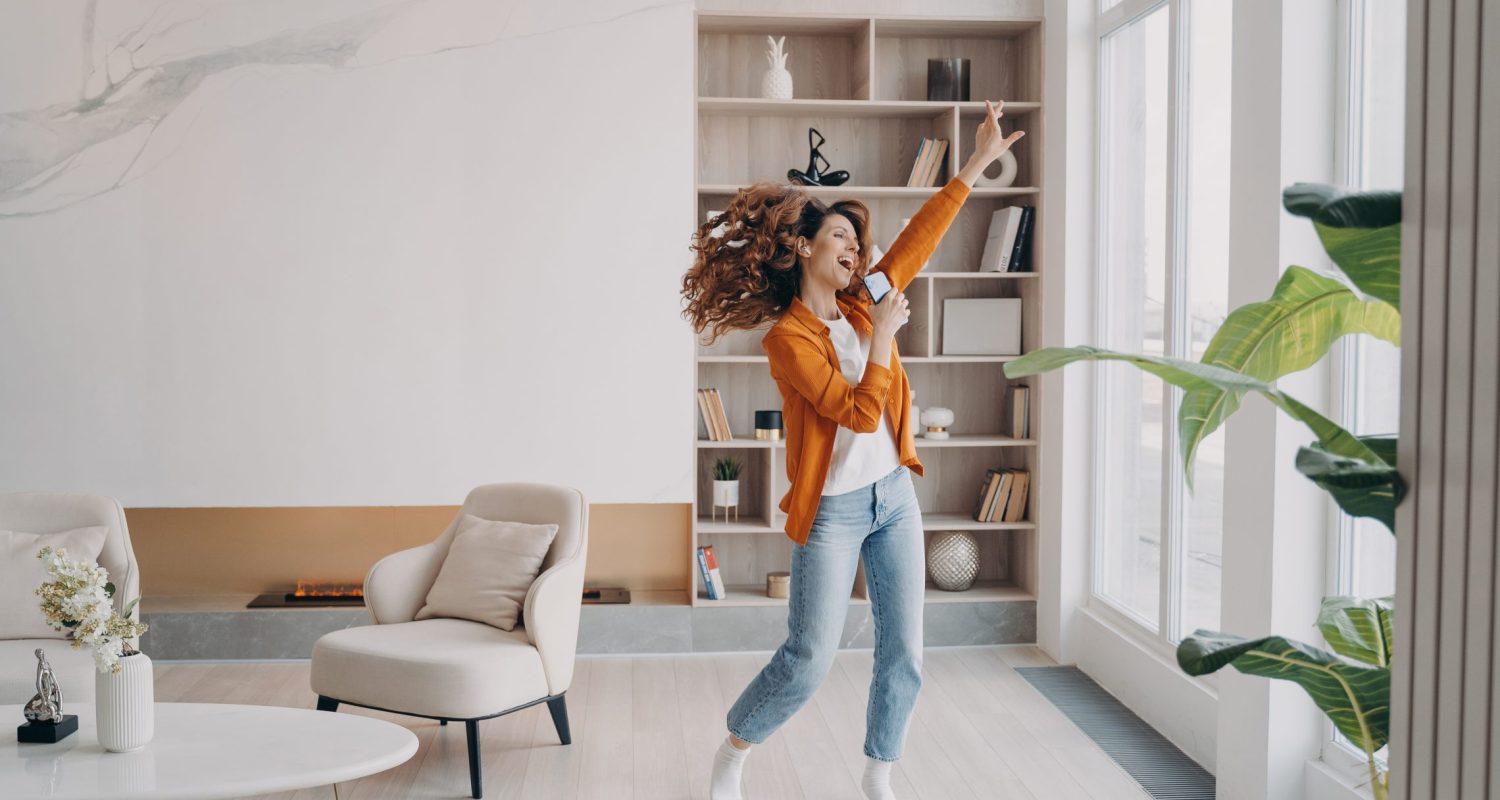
[1283,183,1402,307]
[1296,438,1406,532]
[1178,630,1390,751]
[1283,184,1401,228]
[1318,595,1395,668]
[1005,347,1383,464]
[1179,266,1401,482]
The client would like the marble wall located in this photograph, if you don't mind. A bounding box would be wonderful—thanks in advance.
[0,0,696,505]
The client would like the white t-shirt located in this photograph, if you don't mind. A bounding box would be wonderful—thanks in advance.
[821,313,902,496]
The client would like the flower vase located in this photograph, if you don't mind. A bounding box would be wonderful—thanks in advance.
[712,479,740,521]
[96,651,154,752]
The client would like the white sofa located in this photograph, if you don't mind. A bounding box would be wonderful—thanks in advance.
[1,492,141,705]
[310,482,588,800]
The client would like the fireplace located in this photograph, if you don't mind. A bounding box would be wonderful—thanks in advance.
[247,579,366,608]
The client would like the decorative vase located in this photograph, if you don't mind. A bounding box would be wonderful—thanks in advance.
[761,35,793,99]
[712,479,740,521]
[927,58,971,101]
[973,149,1019,188]
[95,651,154,753]
[927,531,980,591]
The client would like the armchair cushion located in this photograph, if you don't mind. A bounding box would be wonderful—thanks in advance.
[413,514,558,632]
[1,526,110,640]
[310,618,550,719]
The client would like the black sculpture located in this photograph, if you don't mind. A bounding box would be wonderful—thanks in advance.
[787,127,850,187]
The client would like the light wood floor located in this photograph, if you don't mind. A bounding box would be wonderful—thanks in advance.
[153,645,1151,800]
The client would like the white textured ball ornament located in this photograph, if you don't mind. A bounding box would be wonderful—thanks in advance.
[927,531,980,591]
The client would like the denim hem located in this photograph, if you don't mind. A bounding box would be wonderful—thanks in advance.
[727,726,764,746]
[863,747,900,763]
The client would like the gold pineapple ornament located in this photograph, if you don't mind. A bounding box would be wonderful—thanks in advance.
[761,35,793,99]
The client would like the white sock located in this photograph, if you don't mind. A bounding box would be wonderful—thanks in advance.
[710,735,751,800]
[861,755,896,800]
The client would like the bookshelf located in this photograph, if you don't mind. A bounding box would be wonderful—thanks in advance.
[692,11,1042,611]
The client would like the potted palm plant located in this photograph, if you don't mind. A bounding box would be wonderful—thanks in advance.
[1006,184,1403,799]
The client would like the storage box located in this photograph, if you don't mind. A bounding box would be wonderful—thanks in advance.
[942,298,1022,355]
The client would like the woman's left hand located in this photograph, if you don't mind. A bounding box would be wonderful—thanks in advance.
[959,100,1025,182]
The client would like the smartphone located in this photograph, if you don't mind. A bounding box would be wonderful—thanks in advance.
[863,270,893,304]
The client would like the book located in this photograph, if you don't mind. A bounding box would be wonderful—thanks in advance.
[697,389,717,441]
[906,138,932,188]
[709,388,732,440]
[696,546,718,599]
[987,470,1014,522]
[1003,471,1030,522]
[1008,385,1031,439]
[1007,206,1035,272]
[702,544,726,599]
[923,139,949,187]
[972,469,1002,522]
[979,207,1025,271]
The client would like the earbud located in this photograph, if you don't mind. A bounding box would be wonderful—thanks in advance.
[800,247,811,255]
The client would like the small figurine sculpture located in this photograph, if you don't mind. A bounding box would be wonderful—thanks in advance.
[787,127,850,187]
[23,649,62,724]
[18,648,77,743]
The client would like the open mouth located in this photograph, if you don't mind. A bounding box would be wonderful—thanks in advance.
[837,254,855,274]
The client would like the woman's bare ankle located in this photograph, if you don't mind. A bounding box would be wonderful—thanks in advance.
[729,734,751,750]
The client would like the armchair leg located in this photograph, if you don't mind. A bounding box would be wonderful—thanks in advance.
[546,694,571,745]
[465,719,482,799]
[316,696,339,713]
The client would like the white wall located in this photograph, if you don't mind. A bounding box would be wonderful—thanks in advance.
[0,0,697,506]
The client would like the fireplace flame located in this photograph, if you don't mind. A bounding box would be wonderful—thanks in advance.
[291,579,364,598]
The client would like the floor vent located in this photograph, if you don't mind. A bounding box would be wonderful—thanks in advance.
[1014,665,1215,800]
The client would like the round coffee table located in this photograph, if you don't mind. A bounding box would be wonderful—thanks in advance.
[3,702,418,799]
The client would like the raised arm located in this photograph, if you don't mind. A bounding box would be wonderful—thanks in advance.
[874,100,1026,291]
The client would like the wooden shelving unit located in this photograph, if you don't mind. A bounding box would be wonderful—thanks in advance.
[692,11,1043,610]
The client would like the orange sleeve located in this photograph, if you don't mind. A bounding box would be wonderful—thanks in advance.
[872,176,972,291]
[763,332,893,433]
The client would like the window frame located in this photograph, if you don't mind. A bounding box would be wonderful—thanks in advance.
[1090,0,1221,672]
[1320,0,1398,778]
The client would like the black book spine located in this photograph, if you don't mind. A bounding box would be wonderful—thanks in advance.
[1012,206,1036,272]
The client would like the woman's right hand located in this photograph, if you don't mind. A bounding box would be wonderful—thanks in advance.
[870,290,911,337]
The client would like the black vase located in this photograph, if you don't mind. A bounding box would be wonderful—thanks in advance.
[927,58,971,102]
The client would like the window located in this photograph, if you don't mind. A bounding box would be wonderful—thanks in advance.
[1326,0,1404,771]
[1094,0,1232,643]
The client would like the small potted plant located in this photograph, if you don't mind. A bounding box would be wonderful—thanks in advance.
[712,456,742,522]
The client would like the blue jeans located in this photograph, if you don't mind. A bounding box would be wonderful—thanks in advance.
[726,464,925,762]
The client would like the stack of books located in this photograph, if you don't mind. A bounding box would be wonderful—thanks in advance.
[979,205,1037,272]
[697,388,732,441]
[906,138,950,188]
[696,545,726,600]
[972,468,1030,523]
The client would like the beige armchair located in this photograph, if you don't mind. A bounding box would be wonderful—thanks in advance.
[310,483,588,799]
[0,492,141,704]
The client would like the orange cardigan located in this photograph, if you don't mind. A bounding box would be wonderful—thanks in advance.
[763,176,972,545]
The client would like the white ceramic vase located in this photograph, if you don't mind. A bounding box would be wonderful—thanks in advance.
[712,480,740,508]
[96,651,154,753]
[973,149,1019,188]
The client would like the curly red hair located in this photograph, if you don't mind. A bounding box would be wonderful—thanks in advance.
[681,182,872,344]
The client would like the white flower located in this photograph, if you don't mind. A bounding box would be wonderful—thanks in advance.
[35,546,148,673]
